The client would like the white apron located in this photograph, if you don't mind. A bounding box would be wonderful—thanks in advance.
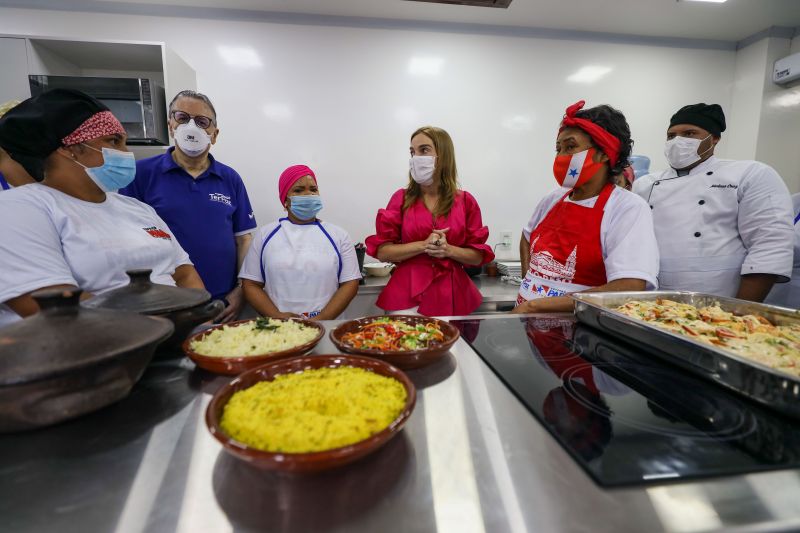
[639,159,747,297]
[259,218,342,317]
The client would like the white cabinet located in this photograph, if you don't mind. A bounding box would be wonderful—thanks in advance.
[0,37,31,103]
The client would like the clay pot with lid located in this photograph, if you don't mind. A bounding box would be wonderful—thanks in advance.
[0,288,174,432]
[83,269,224,352]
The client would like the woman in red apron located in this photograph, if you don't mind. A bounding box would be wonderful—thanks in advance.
[513,101,659,314]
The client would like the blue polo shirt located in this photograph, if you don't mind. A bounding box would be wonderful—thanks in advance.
[120,148,257,300]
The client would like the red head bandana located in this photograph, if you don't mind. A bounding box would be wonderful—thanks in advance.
[61,111,125,146]
[279,164,317,205]
[558,100,621,170]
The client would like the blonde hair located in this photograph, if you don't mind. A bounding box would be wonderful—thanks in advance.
[404,126,459,217]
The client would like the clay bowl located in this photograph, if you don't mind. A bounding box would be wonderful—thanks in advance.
[329,315,460,370]
[205,354,416,472]
[182,318,325,375]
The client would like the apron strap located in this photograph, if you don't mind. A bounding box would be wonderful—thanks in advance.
[260,218,343,286]
[315,221,343,280]
[259,222,284,283]
[555,181,615,213]
[593,182,615,211]
[794,210,800,225]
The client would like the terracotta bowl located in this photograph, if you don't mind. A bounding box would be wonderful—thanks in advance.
[205,354,416,472]
[182,318,325,375]
[329,315,460,370]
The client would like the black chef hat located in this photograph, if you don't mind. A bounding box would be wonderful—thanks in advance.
[0,89,109,182]
[669,103,726,137]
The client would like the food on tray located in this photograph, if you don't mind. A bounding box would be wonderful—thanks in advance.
[219,366,407,453]
[340,317,446,351]
[189,317,318,357]
[616,299,800,376]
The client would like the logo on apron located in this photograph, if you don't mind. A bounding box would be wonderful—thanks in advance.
[529,236,578,284]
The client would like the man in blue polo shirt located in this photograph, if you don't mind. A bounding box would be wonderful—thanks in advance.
[121,90,257,322]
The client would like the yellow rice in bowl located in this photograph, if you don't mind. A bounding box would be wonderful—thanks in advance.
[190,318,318,357]
[219,366,407,453]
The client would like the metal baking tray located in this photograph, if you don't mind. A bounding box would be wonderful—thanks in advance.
[571,291,800,420]
[572,324,800,464]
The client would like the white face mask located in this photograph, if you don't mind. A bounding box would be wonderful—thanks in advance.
[409,155,436,186]
[664,134,712,170]
[174,120,211,157]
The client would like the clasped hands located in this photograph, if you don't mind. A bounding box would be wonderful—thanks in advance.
[424,228,450,259]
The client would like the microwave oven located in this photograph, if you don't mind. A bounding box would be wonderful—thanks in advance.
[29,75,169,146]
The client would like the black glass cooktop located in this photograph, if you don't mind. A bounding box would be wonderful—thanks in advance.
[452,316,800,487]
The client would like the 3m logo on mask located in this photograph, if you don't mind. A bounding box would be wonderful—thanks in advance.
[143,226,172,240]
[209,193,232,206]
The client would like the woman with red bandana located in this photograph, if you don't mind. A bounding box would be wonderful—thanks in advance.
[512,101,659,314]
[366,126,494,316]
[239,164,361,320]
[0,89,204,324]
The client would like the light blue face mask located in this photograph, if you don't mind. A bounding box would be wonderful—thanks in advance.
[289,194,323,220]
[72,144,137,192]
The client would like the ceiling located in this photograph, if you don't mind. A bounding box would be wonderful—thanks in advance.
[6,0,800,43]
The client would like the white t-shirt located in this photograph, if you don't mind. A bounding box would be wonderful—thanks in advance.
[239,218,361,317]
[523,186,659,289]
[0,183,192,309]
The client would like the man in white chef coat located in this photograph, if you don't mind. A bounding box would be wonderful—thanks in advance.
[633,103,794,302]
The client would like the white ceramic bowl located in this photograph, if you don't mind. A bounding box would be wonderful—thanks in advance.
[363,262,395,277]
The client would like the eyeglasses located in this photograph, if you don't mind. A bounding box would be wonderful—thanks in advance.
[170,110,214,130]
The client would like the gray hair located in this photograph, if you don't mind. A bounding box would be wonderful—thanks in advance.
[168,90,217,123]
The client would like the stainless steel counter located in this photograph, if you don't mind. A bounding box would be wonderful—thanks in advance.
[358,274,520,301]
[2,320,800,533]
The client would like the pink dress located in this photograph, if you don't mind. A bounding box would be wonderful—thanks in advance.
[366,189,494,316]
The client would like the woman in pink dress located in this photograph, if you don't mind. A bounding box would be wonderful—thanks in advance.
[365,126,494,316]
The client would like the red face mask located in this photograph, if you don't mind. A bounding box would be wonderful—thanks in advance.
[552,147,605,189]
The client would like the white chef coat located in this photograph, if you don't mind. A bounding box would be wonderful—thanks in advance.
[765,193,800,309]
[239,218,361,318]
[522,186,660,290]
[633,156,794,297]
[0,183,192,312]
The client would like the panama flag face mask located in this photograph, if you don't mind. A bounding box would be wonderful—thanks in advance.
[552,147,604,189]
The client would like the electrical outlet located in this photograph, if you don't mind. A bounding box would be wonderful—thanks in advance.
[500,231,512,246]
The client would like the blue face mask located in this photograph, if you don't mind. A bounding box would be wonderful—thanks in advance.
[72,144,137,192]
[289,195,323,220]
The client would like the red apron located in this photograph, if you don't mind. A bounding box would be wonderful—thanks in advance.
[517,184,613,303]
[525,318,599,394]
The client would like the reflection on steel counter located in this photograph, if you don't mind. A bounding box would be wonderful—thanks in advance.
[212,433,412,532]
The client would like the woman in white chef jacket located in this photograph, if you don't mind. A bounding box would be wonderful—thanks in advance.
[765,193,800,308]
[239,165,361,320]
[0,89,204,325]
[632,103,794,301]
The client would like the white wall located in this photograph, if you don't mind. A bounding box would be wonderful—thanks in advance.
[0,7,738,254]
[727,39,768,161]
[756,36,800,193]
[728,35,800,193]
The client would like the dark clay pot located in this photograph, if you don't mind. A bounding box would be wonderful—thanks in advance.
[0,289,174,432]
[83,269,224,352]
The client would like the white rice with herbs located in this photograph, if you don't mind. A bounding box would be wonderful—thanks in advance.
[190,318,318,357]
